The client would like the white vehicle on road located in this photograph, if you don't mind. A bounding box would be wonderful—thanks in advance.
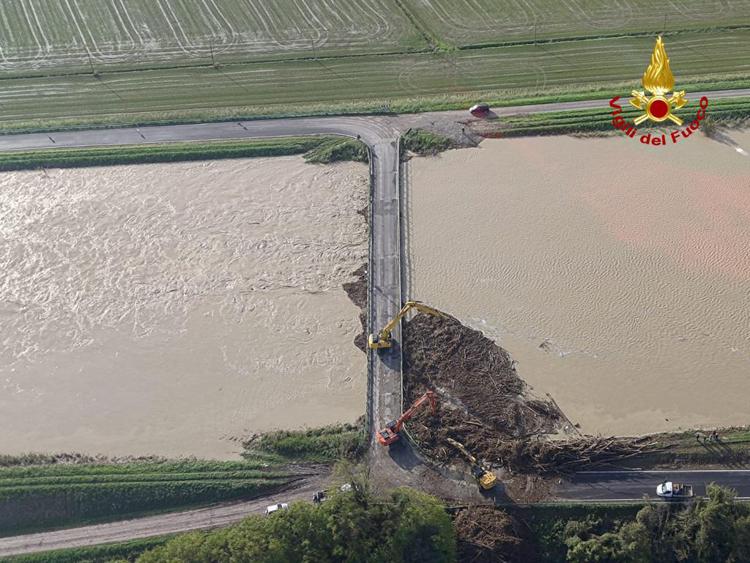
[265,503,289,515]
[656,481,694,499]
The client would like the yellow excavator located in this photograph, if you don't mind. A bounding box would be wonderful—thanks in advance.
[446,437,497,491]
[368,301,446,350]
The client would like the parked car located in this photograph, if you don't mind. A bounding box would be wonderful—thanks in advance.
[469,103,490,117]
[265,502,289,515]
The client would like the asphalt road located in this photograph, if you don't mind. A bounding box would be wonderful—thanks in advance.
[556,470,750,501]
[0,88,747,153]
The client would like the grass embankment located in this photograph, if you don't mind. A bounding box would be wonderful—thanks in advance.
[494,96,750,137]
[401,129,455,155]
[633,428,750,469]
[4,536,173,563]
[0,136,368,172]
[0,458,294,537]
[243,422,367,464]
[1,424,364,537]
[303,138,369,164]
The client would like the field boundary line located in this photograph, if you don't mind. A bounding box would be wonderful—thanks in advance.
[391,0,440,48]
[457,23,750,51]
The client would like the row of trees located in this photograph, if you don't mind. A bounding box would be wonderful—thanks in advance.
[136,484,455,563]
[565,485,750,563]
[128,482,748,563]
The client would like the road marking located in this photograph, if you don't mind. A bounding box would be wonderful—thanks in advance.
[577,469,750,474]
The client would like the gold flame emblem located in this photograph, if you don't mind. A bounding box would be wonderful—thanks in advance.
[630,36,687,125]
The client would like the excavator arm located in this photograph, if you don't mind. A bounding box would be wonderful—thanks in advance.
[446,437,497,490]
[377,391,437,446]
[368,301,447,350]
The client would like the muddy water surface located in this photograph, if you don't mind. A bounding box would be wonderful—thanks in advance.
[407,131,750,435]
[0,158,367,458]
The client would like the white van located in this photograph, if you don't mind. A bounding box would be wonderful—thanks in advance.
[265,503,289,515]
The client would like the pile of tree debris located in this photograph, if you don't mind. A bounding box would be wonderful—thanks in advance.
[453,506,523,563]
[403,314,660,474]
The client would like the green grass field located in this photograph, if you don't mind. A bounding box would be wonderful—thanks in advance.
[0,0,423,73]
[0,0,748,132]
[0,424,362,537]
[404,0,750,46]
[496,96,750,136]
[0,136,327,170]
[5,536,173,563]
[0,135,370,170]
[0,459,295,536]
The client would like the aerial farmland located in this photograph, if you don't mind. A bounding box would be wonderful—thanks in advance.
[0,0,748,131]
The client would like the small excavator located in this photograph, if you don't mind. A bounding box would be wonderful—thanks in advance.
[446,437,497,490]
[368,300,446,350]
[377,390,438,446]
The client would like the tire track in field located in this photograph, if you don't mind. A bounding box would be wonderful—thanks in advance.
[560,0,634,30]
[292,0,325,49]
[154,0,193,57]
[238,0,289,52]
[62,0,99,65]
[71,0,123,62]
[106,0,141,60]
[356,1,394,44]
[202,0,240,53]
[0,0,408,70]
[18,0,45,65]
[115,0,144,46]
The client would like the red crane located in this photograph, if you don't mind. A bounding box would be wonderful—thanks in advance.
[376,391,438,446]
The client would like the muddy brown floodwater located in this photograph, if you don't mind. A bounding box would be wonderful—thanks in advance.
[406,130,750,437]
[0,157,368,459]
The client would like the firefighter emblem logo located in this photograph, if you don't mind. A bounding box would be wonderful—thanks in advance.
[630,36,687,125]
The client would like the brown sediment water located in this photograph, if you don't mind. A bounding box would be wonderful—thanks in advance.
[0,157,368,459]
[406,130,750,436]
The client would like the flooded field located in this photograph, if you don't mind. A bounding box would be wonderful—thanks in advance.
[406,130,750,436]
[0,157,368,458]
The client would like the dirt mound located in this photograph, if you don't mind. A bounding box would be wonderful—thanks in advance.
[403,314,564,465]
[453,506,522,563]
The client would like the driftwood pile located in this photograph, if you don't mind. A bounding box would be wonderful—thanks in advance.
[505,435,663,474]
[403,314,661,474]
[403,314,561,438]
[453,506,522,563]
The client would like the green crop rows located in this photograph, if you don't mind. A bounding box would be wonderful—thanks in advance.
[0,0,422,73]
[405,0,750,46]
[5,536,173,563]
[0,0,747,132]
[0,137,334,171]
[499,96,750,136]
[0,460,294,536]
